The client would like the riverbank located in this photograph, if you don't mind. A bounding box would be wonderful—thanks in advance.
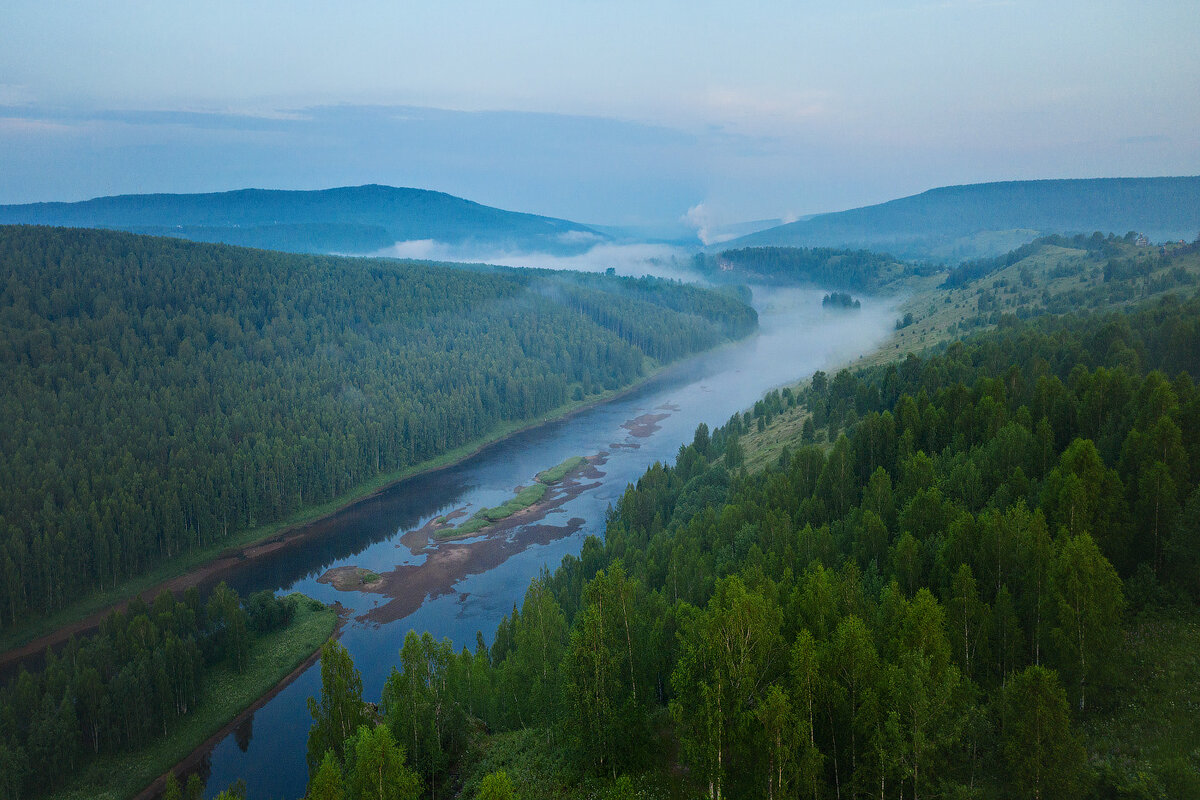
[0,346,724,668]
[45,594,340,800]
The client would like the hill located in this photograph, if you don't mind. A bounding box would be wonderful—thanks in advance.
[723,176,1200,262]
[0,225,756,635]
[0,184,606,256]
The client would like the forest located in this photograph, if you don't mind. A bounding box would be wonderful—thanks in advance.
[0,584,310,799]
[0,226,756,634]
[293,288,1200,799]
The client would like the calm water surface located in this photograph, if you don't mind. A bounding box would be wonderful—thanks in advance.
[197,287,897,799]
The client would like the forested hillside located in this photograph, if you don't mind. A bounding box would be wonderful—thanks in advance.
[0,185,606,256]
[0,226,756,632]
[697,246,925,291]
[724,176,1200,262]
[300,289,1200,799]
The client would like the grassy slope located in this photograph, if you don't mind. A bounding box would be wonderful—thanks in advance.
[862,239,1200,370]
[48,594,338,800]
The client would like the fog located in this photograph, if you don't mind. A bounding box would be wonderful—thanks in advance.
[749,286,900,385]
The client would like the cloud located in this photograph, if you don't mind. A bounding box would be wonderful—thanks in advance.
[684,203,714,245]
[682,203,741,246]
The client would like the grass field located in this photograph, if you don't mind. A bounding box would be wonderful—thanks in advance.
[46,594,337,800]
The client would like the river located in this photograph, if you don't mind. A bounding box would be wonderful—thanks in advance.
[191,286,898,799]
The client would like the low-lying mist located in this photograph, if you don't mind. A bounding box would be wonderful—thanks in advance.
[376,239,705,282]
[721,285,900,394]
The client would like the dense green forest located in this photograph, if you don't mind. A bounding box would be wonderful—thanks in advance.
[0,226,756,633]
[723,176,1200,261]
[697,246,924,291]
[0,185,606,256]
[0,584,306,799]
[298,289,1200,799]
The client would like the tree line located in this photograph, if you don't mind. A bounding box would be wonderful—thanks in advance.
[0,226,756,631]
[0,584,296,798]
[299,288,1200,799]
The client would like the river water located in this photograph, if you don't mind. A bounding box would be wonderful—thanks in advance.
[195,286,897,799]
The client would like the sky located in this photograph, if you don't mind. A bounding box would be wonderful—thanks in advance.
[1,0,1197,232]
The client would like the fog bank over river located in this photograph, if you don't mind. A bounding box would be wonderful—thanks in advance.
[195,285,898,799]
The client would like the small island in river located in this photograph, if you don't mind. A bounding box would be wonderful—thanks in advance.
[317,566,384,591]
[439,454,591,538]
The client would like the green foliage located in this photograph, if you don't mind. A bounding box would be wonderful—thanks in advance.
[307,640,371,774]
[821,291,861,309]
[308,750,347,800]
[344,724,421,800]
[476,770,515,800]
[670,576,784,797]
[1051,534,1126,713]
[1000,666,1088,800]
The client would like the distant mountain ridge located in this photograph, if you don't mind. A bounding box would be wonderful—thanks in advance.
[723,176,1200,262]
[0,184,607,256]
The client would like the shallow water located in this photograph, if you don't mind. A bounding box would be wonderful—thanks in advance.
[195,286,897,799]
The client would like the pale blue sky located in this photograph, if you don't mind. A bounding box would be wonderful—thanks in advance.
[1,1,1197,229]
